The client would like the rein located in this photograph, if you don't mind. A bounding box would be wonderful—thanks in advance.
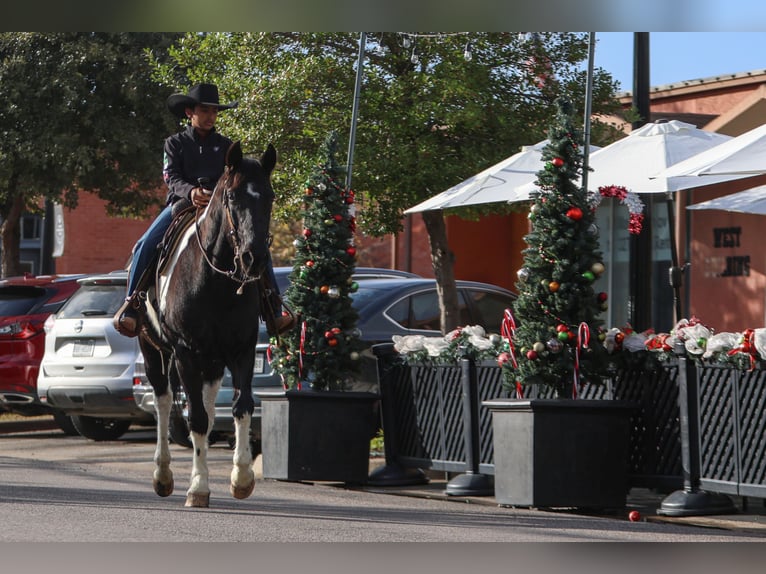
[194,170,263,295]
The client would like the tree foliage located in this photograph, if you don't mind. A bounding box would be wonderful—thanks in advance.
[151,32,621,233]
[0,32,181,276]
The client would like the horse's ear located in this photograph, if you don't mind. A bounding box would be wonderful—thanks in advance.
[261,144,277,176]
[226,142,243,169]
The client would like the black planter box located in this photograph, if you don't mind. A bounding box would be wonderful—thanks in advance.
[484,398,635,509]
[256,389,380,484]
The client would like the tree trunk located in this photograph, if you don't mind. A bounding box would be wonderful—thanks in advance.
[421,210,460,334]
[0,191,25,278]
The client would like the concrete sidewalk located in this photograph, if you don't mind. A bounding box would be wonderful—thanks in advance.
[353,463,766,535]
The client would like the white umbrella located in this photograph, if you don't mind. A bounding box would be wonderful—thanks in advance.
[404,140,599,213]
[656,122,766,190]
[515,120,732,198]
[687,184,766,215]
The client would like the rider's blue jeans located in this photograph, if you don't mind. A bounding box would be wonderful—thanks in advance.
[127,204,173,296]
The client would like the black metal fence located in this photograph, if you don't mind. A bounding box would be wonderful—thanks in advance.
[373,343,766,500]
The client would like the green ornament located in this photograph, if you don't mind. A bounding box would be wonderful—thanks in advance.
[557,331,569,342]
[582,271,595,282]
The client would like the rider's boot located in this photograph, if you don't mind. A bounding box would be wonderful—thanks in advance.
[114,292,143,338]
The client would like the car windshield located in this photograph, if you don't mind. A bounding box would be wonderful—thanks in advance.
[58,285,125,318]
[0,286,47,316]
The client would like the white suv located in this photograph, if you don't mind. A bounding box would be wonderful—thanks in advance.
[37,271,154,440]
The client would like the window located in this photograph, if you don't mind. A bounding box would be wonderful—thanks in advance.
[466,290,515,334]
[387,290,469,331]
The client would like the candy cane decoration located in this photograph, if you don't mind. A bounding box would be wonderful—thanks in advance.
[573,322,591,398]
[500,308,523,398]
[297,320,308,390]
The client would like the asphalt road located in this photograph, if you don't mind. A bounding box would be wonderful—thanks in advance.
[2,423,766,547]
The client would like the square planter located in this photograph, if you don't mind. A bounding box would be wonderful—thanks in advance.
[256,389,380,484]
[484,398,635,509]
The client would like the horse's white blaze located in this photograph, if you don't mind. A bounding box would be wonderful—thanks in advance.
[186,377,222,500]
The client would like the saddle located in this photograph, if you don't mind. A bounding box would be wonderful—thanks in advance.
[117,201,291,340]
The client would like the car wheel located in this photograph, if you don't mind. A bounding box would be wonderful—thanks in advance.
[71,416,132,441]
[168,405,192,448]
[52,411,78,436]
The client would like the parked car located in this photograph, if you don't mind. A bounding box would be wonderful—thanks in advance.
[0,273,87,434]
[36,271,155,441]
[134,272,516,453]
[132,267,424,449]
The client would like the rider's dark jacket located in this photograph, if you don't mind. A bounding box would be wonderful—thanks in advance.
[162,125,234,206]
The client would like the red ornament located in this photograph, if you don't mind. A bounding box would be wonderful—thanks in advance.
[615,332,625,344]
[597,292,608,303]
[526,350,538,360]
[324,330,334,339]
[552,157,564,167]
[346,246,357,257]
[305,260,314,267]
[333,214,343,222]
[556,324,568,333]
[331,327,342,335]
[497,352,511,367]
[548,281,560,293]
[327,338,339,347]
[303,228,312,237]
[566,207,583,221]
[628,510,641,522]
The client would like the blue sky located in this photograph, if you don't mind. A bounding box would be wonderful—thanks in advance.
[593,32,766,92]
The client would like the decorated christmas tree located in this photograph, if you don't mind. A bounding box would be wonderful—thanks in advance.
[270,132,365,391]
[503,98,610,398]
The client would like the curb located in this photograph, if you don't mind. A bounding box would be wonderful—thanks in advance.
[0,418,58,435]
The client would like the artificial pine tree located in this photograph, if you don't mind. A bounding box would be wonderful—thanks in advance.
[506,99,610,397]
[270,132,365,391]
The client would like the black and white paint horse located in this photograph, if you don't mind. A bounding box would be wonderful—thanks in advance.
[140,141,276,507]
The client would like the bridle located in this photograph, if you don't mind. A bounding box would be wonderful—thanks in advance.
[194,167,268,295]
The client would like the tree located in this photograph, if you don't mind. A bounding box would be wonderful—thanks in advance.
[0,32,181,277]
[151,32,622,332]
[270,132,365,391]
[503,99,610,398]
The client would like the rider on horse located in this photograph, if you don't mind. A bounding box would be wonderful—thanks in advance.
[114,83,293,338]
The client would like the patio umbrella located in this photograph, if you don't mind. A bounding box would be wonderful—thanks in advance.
[687,184,766,215]
[655,122,766,189]
[404,141,600,213]
[515,120,732,196]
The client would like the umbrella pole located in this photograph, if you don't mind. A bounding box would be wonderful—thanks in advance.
[666,192,683,321]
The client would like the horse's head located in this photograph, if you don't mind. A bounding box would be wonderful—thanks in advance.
[209,141,276,285]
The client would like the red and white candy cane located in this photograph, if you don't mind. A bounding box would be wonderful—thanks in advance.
[572,322,591,398]
[297,320,308,390]
[500,308,524,398]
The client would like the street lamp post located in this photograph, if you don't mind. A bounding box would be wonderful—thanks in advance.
[346,32,366,192]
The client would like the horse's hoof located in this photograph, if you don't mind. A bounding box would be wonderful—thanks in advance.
[185,492,210,508]
[153,478,174,497]
[230,480,255,500]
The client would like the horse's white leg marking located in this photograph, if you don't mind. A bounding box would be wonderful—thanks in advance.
[230,412,255,499]
[185,378,222,508]
[152,391,174,497]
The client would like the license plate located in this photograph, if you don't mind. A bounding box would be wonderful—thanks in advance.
[73,339,95,358]
[255,353,266,374]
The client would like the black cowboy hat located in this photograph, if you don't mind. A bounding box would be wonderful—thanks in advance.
[166,83,238,118]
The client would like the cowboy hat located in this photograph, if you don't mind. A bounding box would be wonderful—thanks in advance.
[166,83,238,118]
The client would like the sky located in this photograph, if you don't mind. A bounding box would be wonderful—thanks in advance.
[593,32,766,92]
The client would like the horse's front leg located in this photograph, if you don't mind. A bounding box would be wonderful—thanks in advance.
[152,389,174,497]
[184,376,222,508]
[230,353,256,499]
